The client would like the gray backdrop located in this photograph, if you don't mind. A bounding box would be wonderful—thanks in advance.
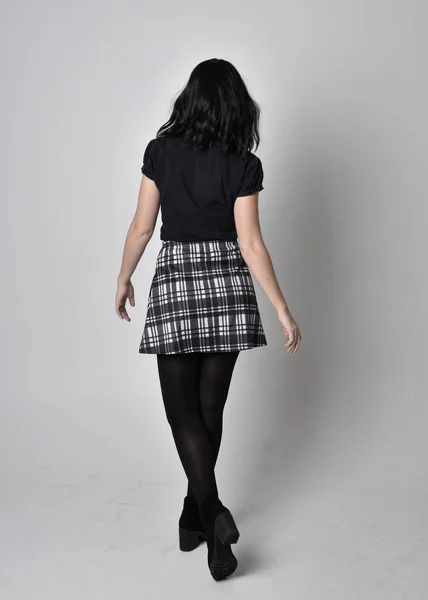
[1,1,427,598]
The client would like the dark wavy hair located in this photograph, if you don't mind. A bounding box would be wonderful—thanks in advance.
[156,58,261,159]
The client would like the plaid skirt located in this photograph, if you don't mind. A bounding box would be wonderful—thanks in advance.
[138,239,267,354]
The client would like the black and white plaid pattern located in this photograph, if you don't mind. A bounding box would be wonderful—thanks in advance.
[139,239,267,354]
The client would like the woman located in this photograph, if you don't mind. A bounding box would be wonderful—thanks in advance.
[115,58,301,581]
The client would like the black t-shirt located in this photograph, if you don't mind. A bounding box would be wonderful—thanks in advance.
[141,135,264,242]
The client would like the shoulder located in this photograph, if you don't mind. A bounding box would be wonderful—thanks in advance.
[142,136,166,165]
[141,136,167,179]
[242,150,263,176]
[244,150,262,167]
[236,150,264,197]
[144,136,166,155]
[237,150,263,177]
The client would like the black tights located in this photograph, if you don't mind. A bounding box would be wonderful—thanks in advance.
[156,351,240,507]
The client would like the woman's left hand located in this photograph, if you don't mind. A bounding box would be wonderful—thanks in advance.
[115,280,135,321]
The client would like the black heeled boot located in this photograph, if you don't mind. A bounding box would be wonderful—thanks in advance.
[198,494,240,581]
[178,495,206,551]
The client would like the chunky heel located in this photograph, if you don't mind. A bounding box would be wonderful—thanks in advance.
[214,510,240,545]
[179,527,204,552]
[199,495,240,580]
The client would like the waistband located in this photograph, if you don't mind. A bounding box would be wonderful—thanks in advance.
[161,239,240,251]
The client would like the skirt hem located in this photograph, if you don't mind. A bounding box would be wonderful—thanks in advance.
[138,342,267,355]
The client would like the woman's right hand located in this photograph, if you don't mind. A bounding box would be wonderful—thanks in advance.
[277,307,301,354]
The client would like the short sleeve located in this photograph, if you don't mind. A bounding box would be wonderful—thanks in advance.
[141,139,157,181]
[236,153,264,197]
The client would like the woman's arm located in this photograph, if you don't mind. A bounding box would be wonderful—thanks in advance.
[234,193,302,353]
[115,175,160,320]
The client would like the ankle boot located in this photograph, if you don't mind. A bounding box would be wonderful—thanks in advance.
[198,494,240,581]
[178,495,206,551]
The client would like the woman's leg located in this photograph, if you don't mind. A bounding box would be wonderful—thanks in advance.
[186,351,240,500]
[157,352,219,506]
